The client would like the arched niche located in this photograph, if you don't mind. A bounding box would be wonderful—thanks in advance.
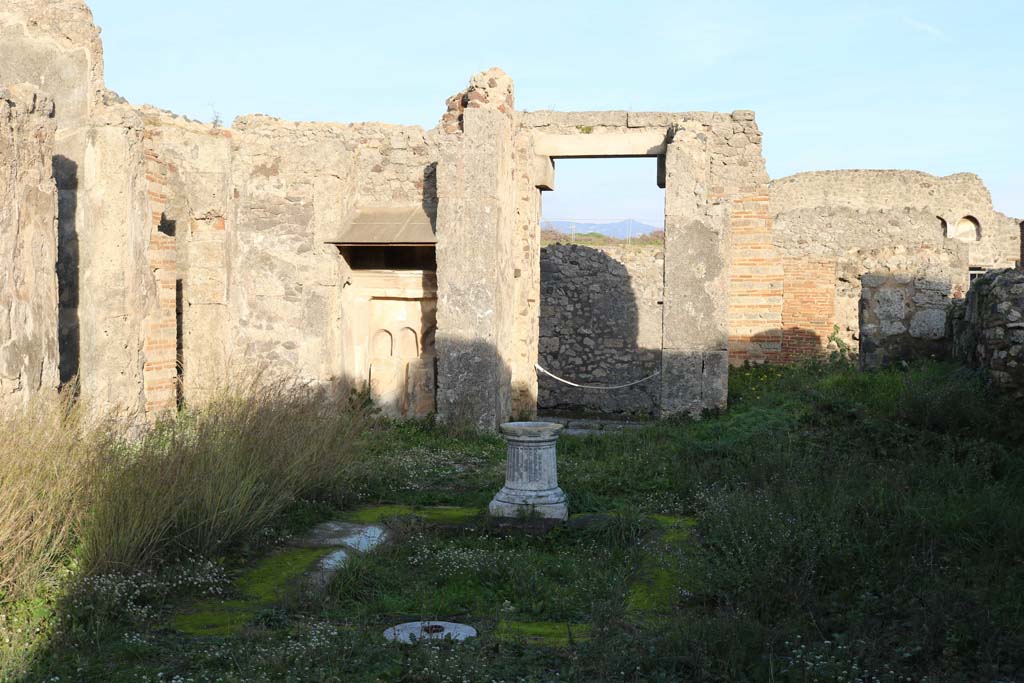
[949,215,981,242]
[371,329,393,359]
[396,327,419,359]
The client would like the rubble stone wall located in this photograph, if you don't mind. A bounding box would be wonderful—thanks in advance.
[950,268,1024,396]
[517,110,771,415]
[2,0,1022,426]
[772,170,1019,365]
[139,111,441,406]
[538,243,663,415]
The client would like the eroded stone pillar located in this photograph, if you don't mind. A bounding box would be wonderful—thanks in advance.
[0,85,59,411]
[660,129,729,416]
[489,421,567,520]
[434,106,517,430]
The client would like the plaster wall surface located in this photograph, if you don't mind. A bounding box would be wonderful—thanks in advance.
[0,85,59,409]
[139,110,441,404]
[1,1,156,416]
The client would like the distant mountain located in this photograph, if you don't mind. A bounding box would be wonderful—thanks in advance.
[542,219,662,240]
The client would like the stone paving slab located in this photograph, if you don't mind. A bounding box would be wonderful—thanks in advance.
[292,521,387,552]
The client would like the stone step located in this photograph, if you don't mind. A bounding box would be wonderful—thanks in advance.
[540,415,649,436]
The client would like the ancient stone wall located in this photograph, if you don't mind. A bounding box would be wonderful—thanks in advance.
[538,243,663,415]
[857,249,966,368]
[135,111,233,406]
[771,170,1019,363]
[0,85,59,409]
[950,268,1024,396]
[3,0,1021,426]
[137,110,441,406]
[2,1,157,417]
[515,110,769,415]
[435,72,517,429]
[0,0,104,129]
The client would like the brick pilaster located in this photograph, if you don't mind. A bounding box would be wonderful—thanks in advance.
[142,131,178,415]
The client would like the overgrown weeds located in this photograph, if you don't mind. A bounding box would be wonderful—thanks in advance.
[81,379,377,572]
[0,389,104,600]
[0,379,375,678]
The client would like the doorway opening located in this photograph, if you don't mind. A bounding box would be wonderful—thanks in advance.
[537,157,665,418]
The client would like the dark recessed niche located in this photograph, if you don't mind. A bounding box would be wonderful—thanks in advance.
[338,245,436,271]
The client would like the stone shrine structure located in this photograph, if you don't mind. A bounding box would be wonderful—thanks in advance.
[1,1,1020,425]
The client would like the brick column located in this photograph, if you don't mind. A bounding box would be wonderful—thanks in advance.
[780,257,836,361]
[726,193,784,363]
[142,136,178,415]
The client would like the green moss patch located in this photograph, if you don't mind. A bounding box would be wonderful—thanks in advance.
[650,515,697,546]
[495,620,591,647]
[172,600,255,637]
[626,515,699,616]
[173,547,332,636]
[236,547,331,602]
[341,504,481,525]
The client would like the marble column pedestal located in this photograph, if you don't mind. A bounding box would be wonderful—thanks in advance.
[488,421,568,521]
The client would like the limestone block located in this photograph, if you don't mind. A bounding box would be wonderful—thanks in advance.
[909,309,947,340]
[873,289,907,321]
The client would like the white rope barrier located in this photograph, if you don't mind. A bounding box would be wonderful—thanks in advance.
[535,363,660,391]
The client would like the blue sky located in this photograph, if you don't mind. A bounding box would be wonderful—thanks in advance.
[89,0,1023,220]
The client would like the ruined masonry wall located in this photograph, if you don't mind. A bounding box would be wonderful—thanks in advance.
[950,268,1024,396]
[516,110,775,413]
[2,1,158,416]
[0,86,59,410]
[771,171,1019,363]
[142,112,441,405]
[538,243,663,415]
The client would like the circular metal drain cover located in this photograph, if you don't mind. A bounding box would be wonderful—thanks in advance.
[383,621,477,643]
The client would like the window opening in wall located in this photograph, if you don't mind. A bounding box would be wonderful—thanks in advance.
[969,267,987,284]
[337,245,436,271]
[949,215,981,242]
[537,157,665,418]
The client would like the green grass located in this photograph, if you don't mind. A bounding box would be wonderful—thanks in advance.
[5,360,1024,681]
[325,521,637,623]
[494,620,593,646]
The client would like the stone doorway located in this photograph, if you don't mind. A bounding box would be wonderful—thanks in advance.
[536,157,665,417]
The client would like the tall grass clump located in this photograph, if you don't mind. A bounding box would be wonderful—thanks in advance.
[0,390,105,600]
[80,379,377,572]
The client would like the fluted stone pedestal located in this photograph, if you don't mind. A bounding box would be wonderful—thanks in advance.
[488,421,568,521]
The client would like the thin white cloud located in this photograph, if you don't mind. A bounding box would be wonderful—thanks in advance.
[903,17,946,39]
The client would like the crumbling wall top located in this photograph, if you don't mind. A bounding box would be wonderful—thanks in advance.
[770,170,1000,215]
[440,67,514,133]
[0,0,104,125]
